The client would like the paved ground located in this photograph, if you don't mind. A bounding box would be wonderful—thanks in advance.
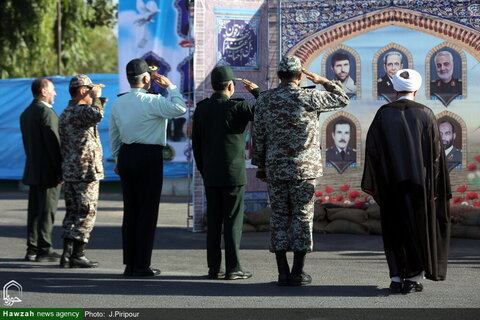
[0,192,479,313]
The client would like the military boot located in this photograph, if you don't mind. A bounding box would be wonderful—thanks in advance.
[275,251,290,286]
[60,238,74,268]
[289,251,312,286]
[70,240,99,268]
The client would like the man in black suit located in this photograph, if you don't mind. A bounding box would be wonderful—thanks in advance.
[20,78,62,262]
[192,66,259,280]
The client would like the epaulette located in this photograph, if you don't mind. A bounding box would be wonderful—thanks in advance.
[117,92,128,97]
[196,98,209,106]
[377,78,383,83]
[301,85,316,89]
[231,98,245,102]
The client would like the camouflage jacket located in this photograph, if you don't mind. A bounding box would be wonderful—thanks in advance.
[252,81,349,181]
[59,98,106,182]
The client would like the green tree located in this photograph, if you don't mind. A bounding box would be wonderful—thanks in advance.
[0,0,118,78]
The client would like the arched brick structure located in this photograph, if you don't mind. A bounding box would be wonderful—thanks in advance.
[286,8,480,70]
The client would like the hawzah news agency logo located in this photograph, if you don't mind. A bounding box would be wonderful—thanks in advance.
[3,280,22,306]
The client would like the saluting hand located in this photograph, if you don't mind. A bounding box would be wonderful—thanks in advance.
[90,86,102,98]
[152,74,174,88]
[242,79,259,92]
[302,70,329,85]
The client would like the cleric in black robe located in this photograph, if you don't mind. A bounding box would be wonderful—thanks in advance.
[361,69,451,294]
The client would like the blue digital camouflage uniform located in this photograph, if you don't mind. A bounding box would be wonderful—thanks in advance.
[252,56,349,253]
[59,76,106,243]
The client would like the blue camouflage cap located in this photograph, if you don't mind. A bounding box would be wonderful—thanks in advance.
[278,56,302,72]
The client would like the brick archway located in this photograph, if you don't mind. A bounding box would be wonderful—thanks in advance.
[286,8,480,68]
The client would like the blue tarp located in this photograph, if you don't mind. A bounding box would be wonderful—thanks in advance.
[0,74,191,180]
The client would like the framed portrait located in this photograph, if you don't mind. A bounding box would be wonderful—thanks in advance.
[373,44,412,102]
[322,45,360,99]
[437,116,463,171]
[427,44,466,107]
[325,117,357,174]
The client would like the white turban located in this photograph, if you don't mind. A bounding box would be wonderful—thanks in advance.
[392,69,422,92]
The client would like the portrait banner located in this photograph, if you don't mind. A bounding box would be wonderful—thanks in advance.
[118,0,194,162]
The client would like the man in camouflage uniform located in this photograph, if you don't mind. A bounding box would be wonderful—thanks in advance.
[252,56,349,286]
[59,74,107,268]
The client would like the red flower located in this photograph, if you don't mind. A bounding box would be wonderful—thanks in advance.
[354,201,367,208]
[348,191,361,201]
[456,185,467,193]
[475,155,480,163]
[339,184,350,192]
[467,163,477,171]
[325,186,334,194]
[336,195,344,202]
[473,202,480,207]
[452,196,463,205]
[315,191,323,197]
[466,192,479,201]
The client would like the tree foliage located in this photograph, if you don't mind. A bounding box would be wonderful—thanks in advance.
[0,0,118,78]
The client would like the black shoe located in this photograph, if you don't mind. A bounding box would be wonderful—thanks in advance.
[401,280,423,294]
[208,269,225,279]
[70,255,99,268]
[225,270,252,280]
[132,267,161,277]
[389,281,403,294]
[123,265,133,277]
[278,274,289,286]
[35,252,61,262]
[60,239,74,268]
[25,253,37,262]
[289,272,312,286]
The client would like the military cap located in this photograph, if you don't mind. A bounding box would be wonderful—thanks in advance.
[278,56,302,72]
[69,74,104,89]
[126,58,150,77]
[211,66,235,84]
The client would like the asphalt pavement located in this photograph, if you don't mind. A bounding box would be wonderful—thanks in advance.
[0,191,479,317]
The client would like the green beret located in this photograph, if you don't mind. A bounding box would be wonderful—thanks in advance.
[211,66,235,84]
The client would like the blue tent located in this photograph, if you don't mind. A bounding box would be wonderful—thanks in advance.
[0,74,190,181]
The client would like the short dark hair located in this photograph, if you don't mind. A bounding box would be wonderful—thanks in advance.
[127,74,145,86]
[69,86,81,98]
[331,52,350,67]
[277,71,301,81]
[212,80,232,91]
[332,119,351,133]
[31,78,52,98]
[440,120,456,134]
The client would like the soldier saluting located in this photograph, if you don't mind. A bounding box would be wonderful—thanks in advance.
[192,66,259,280]
[252,56,349,286]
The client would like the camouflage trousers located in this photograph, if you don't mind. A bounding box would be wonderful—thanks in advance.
[62,181,99,243]
[267,179,315,253]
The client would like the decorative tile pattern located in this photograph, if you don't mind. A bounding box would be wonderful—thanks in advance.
[280,0,480,54]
